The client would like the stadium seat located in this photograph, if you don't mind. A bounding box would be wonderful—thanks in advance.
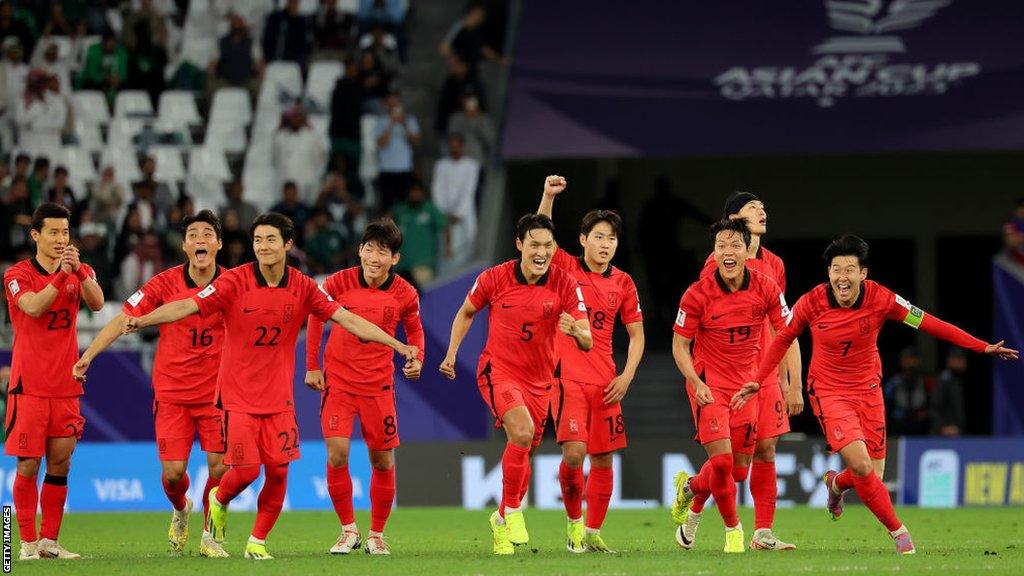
[58,146,98,188]
[158,91,202,129]
[100,146,142,189]
[106,117,146,149]
[72,91,111,125]
[74,120,105,153]
[114,90,155,119]
[257,61,303,112]
[359,114,380,181]
[204,120,248,154]
[306,60,343,109]
[210,88,253,127]
[188,147,231,182]
[147,145,186,182]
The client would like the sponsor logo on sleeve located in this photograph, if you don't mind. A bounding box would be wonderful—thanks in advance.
[895,294,912,310]
[318,284,335,302]
[7,279,19,296]
[197,285,216,299]
[127,290,144,307]
[675,309,687,328]
[780,294,793,324]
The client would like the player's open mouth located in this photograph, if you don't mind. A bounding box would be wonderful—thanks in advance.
[836,282,851,298]
[531,257,547,269]
[194,249,208,262]
[723,258,737,271]
[759,219,766,225]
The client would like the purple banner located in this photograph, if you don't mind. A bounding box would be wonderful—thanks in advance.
[502,0,1024,158]
[992,256,1024,434]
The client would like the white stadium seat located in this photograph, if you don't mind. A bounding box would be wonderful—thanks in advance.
[72,91,111,125]
[114,90,154,118]
[147,145,186,182]
[257,61,302,112]
[158,91,202,129]
[306,60,343,109]
[210,88,253,127]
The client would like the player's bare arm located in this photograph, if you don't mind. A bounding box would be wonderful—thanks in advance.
[559,312,593,350]
[604,320,645,405]
[123,298,200,333]
[783,340,804,414]
[73,312,129,381]
[304,369,325,391]
[672,333,713,406]
[330,306,418,361]
[537,175,566,218]
[440,297,478,380]
[14,282,63,318]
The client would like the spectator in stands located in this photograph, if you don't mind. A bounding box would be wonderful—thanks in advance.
[0,175,32,256]
[930,347,968,437]
[0,37,28,147]
[439,4,507,75]
[78,220,113,295]
[391,180,447,287]
[272,104,327,204]
[41,2,81,37]
[1003,196,1024,266]
[270,180,311,246]
[359,23,399,75]
[884,347,934,436]
[123,0,170,105]
[208,12,263,101]
[357,48,390,108]
[47,165,81,224]
[11,151,29,180]
[26,156,50,209]
[435,53,484,135]
[262,0,313,71]
[328,58,363,180]
[117,230,163,300]
[374,90,420,212]
[16,70,67,156]
[219,207,253,266]
[0,2,33,61]
[447,94,495,166]
[431,133,478,271]
[114,206,145,270]
[136,154,176,217]
[220,178,259,231]
[222,235,249,268]
[316,170,364,227]
[305,208,354,275]
[31,41,72,95]
[315,0,354,57]
[126,179,160,232]
[358,0,407,61]
[92,164,126,226]
[79,32,128,104]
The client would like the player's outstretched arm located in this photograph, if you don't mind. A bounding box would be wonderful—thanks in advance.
[330,307,418,361]
[604,321,645,405]
[913,311,1020,360]
[74,312,128,381]
[440,297,478,380]
[537,175,566,218]
[124,298,199,333]
[671,333,713,406]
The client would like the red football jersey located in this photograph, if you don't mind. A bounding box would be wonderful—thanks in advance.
[757,280,932,394]
[305,267,425,396]
[123,264,226,404]
[193,262,341,414]
[674,268,791,393]
[4,258,94,397]
[700,246,787,388]
[468,260,587,393]
[551,249,642,385]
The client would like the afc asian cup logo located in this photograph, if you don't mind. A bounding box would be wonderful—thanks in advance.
[815,0,953,54]
[542,301,554,319]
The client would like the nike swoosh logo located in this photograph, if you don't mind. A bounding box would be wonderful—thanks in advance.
[817,323,828,329]
[243,307,258,313]
[711,314,725,320]
[501,304,515,309]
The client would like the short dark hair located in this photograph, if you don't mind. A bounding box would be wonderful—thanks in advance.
[709,218,751,247]
[516,213,555,242]
[15,153,30,164]
[823,234,869,267]
[580,209,622,237]
[30,202,71,231]
[250,212,295,243]
[32,157,49,171]
[181,209,222,240]
[54,165,68,177]
[360,218,403,253]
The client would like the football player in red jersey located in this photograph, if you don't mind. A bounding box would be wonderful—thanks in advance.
[4,203,104,560]
[304,219,425,555]
[439,213,591,555]
[689,191,802,551]
[121,213,418,559]
[670,219,799,553]
[537,176,645,553]
[736,235,1018,554]
[73,210,230,557]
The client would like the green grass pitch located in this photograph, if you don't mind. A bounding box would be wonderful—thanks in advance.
[11,506,1023,575]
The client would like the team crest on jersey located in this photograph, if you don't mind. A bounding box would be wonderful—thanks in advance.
[283,304,294,323]
[542,301,554,319]
[860,318,872,335]
[751,305,764,320]
[607,292,619,310]
[383,306,396,324]
[709,417,720,434]
[569,418,579,433]
[232,442,245,462]
[833,425,845,441]
[329,415,339,431]
[158,439,167,454]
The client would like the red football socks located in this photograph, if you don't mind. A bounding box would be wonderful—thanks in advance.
[709,454,738,527]
[585,464,613,530]
[558,461,584,519]
[13,472,38,542]
[751,461,777,530]
[499,443,531,516]
[835,468,855,492]
[689,460,713,513]
[252,464,288,540]
[202,474,220,524]
[39,474,68,540]
[162,472,190,511]
[327,464,355,525]
[369,468,396,533]
[853,471,901,532]
[216,465,260,505]
[519,464,533,503]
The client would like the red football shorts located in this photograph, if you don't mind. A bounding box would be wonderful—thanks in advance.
[809,383,887,459]
[223,410,301,466]
[477,365,549,448]
[687,385,758,455]
[552,378,627,454]
[319,387,399,451]
[4,394,84,458]
[756,379,791,440]
[153,400,225,461]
